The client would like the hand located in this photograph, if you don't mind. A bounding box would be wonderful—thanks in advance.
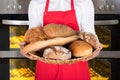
[81,43,103,61]
[20,42,38,60]
[78,32,103,61]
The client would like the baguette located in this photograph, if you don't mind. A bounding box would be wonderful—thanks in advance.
[22,35,78,53]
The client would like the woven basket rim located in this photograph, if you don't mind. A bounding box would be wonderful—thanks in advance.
[29,53,84,64]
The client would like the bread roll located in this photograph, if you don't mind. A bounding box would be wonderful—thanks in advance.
[78,32,99,49]
[43,46,71,60]
[69,40,93,57]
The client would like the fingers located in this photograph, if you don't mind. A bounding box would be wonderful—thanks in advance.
[20,42,26,54]
[19,42,26,50]
[22,53,38,60]
[19,42,26,46]
[78,32,103,62]
[82,43,103,61]
[20,51,38,60]
[91,43,103,58]
[19,42,38,60]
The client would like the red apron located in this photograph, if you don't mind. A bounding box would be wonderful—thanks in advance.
[35,0,90,80]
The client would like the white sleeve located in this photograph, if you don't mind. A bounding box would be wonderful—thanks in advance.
[80,0,96,35]
[28,0,44,29]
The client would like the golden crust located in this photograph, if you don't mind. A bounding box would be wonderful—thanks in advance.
[23,23,78,53]
[43,23,76,38]
[24,23,76,44]
[24,26,48,43]
[69,40,93,57]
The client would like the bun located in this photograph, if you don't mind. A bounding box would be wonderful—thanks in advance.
[69,40,93,57]
[43,46,71,60]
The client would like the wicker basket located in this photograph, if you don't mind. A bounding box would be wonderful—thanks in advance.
[29,53,84,64]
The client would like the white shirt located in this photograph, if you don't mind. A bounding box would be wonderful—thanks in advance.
[28,0,96,35]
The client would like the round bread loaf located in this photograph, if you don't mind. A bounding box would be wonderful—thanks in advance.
[69,40,93,57]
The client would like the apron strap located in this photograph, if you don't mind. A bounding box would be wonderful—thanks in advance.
[71,0,75,11]
[44,0,75,12]
[45,0,50,12]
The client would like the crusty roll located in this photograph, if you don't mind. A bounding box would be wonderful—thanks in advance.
[78,32,99,49]
[43,46,71,60]
[43,23,76,38]
[69,40,93,57]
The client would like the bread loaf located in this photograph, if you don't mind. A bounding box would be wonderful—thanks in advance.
[24,26,48,43]
[22,23,78,53]
[69,40,93,57]
[43,23,76,38]
[22,35,78,53]
[43,46,71,60]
